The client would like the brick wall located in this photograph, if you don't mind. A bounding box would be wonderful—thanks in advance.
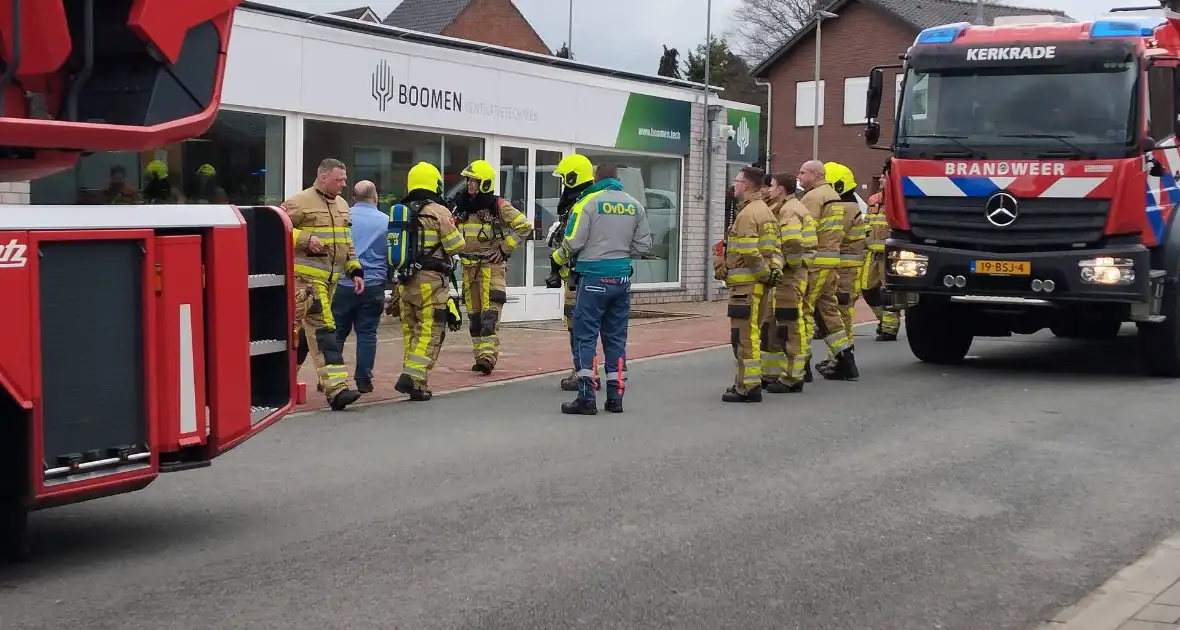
[443,0,551,55]
[763,1,915,192]
[631,101,728,306]
[0,181,31,204]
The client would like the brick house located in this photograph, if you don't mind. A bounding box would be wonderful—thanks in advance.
[751,0,1067,194]
[383,0,551,55]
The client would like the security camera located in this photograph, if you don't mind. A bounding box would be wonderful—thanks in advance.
[717,124,736,140]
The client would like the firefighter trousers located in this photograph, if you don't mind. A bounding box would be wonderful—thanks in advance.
[805,268,852,359]
[294,277,349,401]
[861,253,900,334]
[462,261,508,367]
[761,268,809,385]
[729,282,769,394]
[397,270,450,390]
[836,262,865,346]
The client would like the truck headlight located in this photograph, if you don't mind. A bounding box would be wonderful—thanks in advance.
[888,250,928,277]
[1078,257,1135,285]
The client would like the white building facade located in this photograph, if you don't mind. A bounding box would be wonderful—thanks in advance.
[26,5,761,322]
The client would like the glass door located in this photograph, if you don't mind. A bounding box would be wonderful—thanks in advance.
[494,141,569,322]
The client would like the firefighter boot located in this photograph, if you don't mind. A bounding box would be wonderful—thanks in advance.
[604,379,624,413]
[876,330,897,342]
[561,377,599,415]
[395,374,433,402]
[722,386,763,403]
[329,388,361,411]
[472,358,494,375]
[766,380,804,394]
[822,349,860,381]
[804,359,814,383]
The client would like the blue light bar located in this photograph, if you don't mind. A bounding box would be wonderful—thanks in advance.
[1090,16,1163,38]
[915,22,971,44]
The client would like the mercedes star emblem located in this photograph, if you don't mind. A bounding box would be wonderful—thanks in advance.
[984,192,1019,227]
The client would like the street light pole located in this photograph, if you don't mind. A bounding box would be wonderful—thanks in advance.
[976,0,984,25]
[703,0,715,301]
[813,11,838,160]
[567,0,573,55]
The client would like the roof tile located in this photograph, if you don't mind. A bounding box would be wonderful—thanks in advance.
[382,0,474,34]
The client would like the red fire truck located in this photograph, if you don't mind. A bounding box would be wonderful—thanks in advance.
[863,2,1180,375]
[0,0,295,560]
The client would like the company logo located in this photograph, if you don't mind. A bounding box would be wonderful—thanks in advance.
[0,238,28,268]
[735,116,751,156]
[966,46,1056,61]
[944,161,1066,177]
[372,59,394,112]
[984,192,1019,227]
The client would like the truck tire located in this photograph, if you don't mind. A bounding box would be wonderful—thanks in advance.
[1139,279,1180,377]
[905,299,973,364]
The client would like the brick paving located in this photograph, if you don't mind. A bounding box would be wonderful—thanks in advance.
[295,298,883,412]
[1041,534,1180,630]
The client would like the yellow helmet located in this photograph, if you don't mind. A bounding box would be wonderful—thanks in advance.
[823,161,856,195]
[553,154,594,189]
[144,159,168,180]
[407,161,443,195]
[196,163,216,176]
[461,159,496,194]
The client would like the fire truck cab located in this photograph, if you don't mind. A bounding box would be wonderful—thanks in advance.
[863,3,1180,375]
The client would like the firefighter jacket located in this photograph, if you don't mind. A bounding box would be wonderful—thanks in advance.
[769,195,815,270]
[415,200,467,272]
[718,191,782,287]
[866,192,887,253]
[839,193,867,268]
[552,177,653,279]
[455,194,532,259]
[284,186,362,283]
[800,182,845,269]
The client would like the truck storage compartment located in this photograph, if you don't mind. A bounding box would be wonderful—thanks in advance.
[38,238,150,483]
[241,206,290,426]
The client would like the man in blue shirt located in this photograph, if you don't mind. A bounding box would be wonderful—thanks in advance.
[331,180,388,393]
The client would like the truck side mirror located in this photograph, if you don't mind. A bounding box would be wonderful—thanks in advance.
[865,68,884,119]
[865,121,881,146]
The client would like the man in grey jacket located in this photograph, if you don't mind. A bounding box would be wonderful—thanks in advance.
[552,161,654,415]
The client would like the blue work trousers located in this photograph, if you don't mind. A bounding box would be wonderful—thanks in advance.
[332,281,386,380]
[572,276,630,401]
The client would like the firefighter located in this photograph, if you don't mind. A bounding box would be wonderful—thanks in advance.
[453,159,532,374]
[762,172,816,394]
[816,161,866,379]
[284,157,364,411]
[550,154,598,392]
[714,166,783,403]
[393,162,466,401]
[554,162,653,414]
[862,183,900,341]
[798,160,858,381]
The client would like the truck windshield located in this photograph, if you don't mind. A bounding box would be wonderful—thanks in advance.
[896,63,1136,153]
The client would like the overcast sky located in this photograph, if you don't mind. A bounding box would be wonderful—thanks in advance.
[262,0,1166,75]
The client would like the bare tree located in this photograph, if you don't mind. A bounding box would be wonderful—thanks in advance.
[729,0,819,66]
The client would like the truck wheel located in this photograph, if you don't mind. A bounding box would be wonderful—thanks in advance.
[0,499,29,563]
[1139,279,1180,377]
[905,300,973,364]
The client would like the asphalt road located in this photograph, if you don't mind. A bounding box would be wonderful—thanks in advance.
[5,323,1180,629]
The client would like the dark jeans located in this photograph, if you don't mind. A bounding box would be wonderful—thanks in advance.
[332,281,386,380]
[572,275,630,401]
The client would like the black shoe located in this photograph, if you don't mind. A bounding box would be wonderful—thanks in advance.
[804,363,814,383]
[561,398,598,415]
[329,388,361,410]
[474,358,494,375]
[355,378,373,394]
[722,386,762,403]
[822,351,859,381]
[408,389,433,402]
[394,373,416,395]
[605,398,624,413]
[765,381,804,394]
[470,363,482,372]
[876,331,897,341]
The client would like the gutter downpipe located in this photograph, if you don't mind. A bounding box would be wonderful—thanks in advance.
[754,78,772,171]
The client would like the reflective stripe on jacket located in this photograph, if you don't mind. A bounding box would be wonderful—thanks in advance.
[283,186,361,283]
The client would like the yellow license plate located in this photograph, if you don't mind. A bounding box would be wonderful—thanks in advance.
[971,259,1030,275]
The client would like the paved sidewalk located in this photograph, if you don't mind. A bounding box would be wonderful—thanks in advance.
[296,298,884,411]
[1041,534,1180,629]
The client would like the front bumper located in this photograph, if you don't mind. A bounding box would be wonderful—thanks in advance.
[883,239,1152,303]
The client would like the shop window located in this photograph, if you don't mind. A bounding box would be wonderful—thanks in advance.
[302,119,483,211]
[577,148,683,284]
[29,110,286,206]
